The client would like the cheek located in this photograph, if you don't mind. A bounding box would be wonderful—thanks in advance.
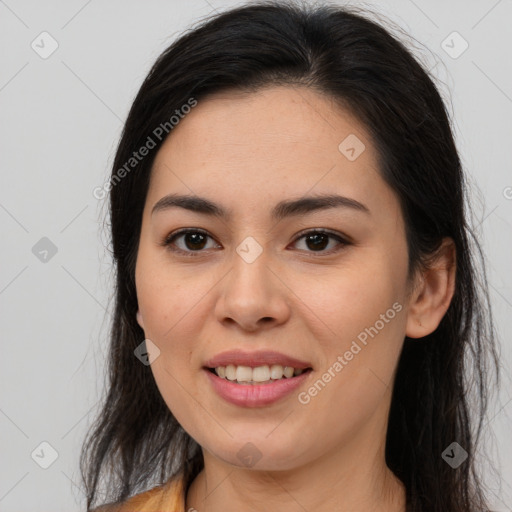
[149,358,216,449]
[137,282,203,376]
[292,255,406,416]
[293,255,405,344]
[136,251,205,340]
[135,263,210,431]
[294,302,404,460]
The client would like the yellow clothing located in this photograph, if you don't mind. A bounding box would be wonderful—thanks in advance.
[95,472,186,512]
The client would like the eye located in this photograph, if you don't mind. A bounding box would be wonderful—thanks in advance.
[162,229,220,256]
[161,228,350,257]
[291,229,350,255]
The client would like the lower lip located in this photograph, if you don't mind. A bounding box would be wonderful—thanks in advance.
[204,368,312,407]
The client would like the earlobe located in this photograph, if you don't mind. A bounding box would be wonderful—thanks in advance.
[405,238,456,339]
[136,309,144,329]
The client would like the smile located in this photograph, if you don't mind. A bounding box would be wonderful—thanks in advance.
[204,366,313,407]
[209,364,310,384]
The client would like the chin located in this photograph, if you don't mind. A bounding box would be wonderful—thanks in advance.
[205,435,309,472]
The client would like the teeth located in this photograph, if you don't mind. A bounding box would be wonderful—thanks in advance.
[283,366,294,378]
[270,364,284,380]
[225,364,236,381]
[235,365,252,382]
[252,365,270,382]
[213,364,307,383]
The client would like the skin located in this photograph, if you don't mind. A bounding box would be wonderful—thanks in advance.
[134,85,456,512]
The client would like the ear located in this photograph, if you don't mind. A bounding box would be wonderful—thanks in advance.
[136,309,145,330]
[406,237,456,339]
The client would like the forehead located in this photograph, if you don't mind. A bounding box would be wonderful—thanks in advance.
[147,85,392,219]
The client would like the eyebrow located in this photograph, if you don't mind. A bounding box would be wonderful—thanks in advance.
[151,193,370,220]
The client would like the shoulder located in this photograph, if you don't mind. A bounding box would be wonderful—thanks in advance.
[90,505,119,512]
[90,490,156,512]
[90,473,186,512]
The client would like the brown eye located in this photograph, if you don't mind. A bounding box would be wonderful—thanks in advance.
[162,228,349,258]
[163,229,220,256]
[180,232,208,250]
[292,229,349,254]
[303,232,329,251]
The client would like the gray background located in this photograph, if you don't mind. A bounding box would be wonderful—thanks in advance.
[1,0,511,510]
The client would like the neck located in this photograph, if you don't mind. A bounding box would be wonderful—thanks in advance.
[186,420,406,512]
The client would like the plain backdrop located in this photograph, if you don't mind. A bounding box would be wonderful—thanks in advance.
[1,0,511,510]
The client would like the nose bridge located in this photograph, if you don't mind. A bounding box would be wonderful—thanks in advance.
[229,237,273,303]
[216,237,289,329]
[235,235,266,266]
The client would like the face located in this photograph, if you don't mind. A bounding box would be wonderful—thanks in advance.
[135,85,413,471]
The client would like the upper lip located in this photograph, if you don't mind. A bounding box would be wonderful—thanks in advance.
[204,350,312,369]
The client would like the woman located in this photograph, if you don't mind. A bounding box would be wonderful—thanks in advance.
[81,1,500,511]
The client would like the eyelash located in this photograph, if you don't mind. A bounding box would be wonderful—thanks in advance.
[161,228,351,258]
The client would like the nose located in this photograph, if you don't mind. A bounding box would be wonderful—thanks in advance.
[215,248,291,332]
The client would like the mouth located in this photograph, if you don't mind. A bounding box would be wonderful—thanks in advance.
[203,349,314,406]
[205,364,313,385]
[204,365,313,407]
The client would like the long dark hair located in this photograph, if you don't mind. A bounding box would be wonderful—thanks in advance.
[80,2,500,510]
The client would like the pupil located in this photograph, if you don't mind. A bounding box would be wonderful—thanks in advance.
[306,233,328,251]
[186,233,206,250]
